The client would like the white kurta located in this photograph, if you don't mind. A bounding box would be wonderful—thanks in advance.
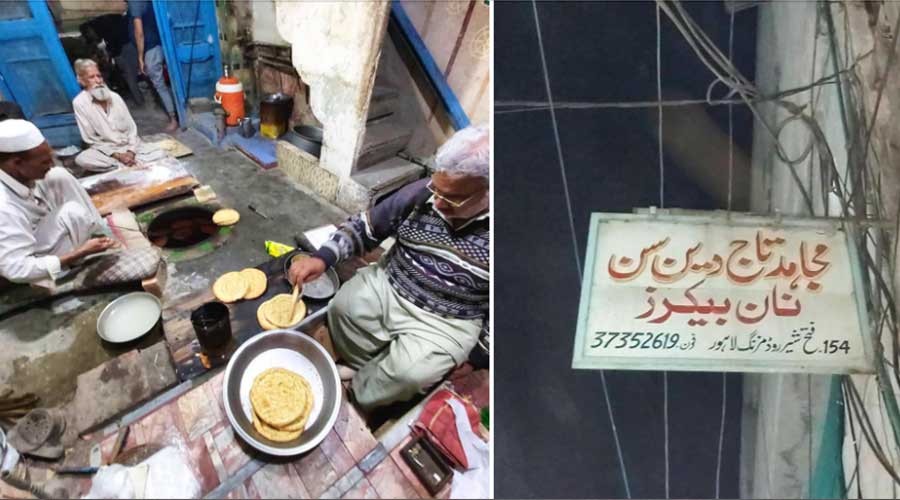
[72,90,164,172]
[0,167,102,285]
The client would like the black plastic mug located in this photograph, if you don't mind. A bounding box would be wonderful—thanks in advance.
[191,301,232,354]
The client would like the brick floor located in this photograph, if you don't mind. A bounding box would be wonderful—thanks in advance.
[211,422,257,477]
[341,477,380,499]
[333,390,379,462]
[185,428,220,495]
[250,463,310,499]
[320,429,357,477]
[366,455,422,499]
[15,346,459,500]
[293,446,342,498]
[177,379,223,441]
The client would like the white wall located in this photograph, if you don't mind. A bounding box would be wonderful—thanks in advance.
[275,1,390,179]
[252,1,288,47]
[745,2,850,498]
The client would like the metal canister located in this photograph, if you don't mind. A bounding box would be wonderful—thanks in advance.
[259,93,293,139]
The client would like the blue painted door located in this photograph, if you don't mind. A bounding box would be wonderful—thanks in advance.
[153,0,222,125]
[0,0,82,147]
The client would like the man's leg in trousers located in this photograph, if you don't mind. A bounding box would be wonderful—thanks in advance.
[116,44,144,106]
[351,334,459,411]
[34,202,95,256]
[74,148,122,173]
[142,46,176,117]
[328,265,392,369]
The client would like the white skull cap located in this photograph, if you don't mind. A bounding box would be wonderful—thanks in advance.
[0,119,45,153]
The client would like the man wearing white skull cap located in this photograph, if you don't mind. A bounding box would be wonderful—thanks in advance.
[0,119,116,285]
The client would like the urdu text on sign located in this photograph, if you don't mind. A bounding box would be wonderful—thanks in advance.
[571,213,874,374]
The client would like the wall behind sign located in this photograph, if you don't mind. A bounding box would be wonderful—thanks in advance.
[378,0,490,157]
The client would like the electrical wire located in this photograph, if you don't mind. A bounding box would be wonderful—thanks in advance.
[716,10,736,496]
[727,9,735,213]
[494,64,863,114]
[658,0,819,214]
[530,0,581,279]
[530,2,631,498]
[656,6,671,498]
[657,0,900,491]
[657,1,665,210]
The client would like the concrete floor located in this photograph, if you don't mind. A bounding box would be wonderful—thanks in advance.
[0,100,349,409]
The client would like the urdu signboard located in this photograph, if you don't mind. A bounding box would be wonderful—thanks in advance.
[572,212,875,374]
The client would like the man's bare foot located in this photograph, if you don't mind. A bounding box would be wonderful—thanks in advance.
[337,364,357,382]
[164,118,178,133]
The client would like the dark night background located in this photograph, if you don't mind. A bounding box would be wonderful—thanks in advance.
[494,1,758,498]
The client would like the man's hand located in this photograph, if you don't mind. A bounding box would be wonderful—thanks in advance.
[138,56,144,75]
[288,256,326,286]
[60,237,119,267]
[112,152,136,166]
[78,237,118,256]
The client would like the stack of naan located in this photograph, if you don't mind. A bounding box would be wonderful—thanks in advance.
[250,368,314,442]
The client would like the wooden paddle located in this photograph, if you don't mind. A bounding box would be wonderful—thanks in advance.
[289,282,303,321]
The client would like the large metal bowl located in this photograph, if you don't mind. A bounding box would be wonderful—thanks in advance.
[96,292,161,343]
[222,330,341,456]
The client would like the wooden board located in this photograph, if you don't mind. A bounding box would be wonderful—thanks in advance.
[161,253,334,381]
[81,158,199,215]
[235,142,277,170]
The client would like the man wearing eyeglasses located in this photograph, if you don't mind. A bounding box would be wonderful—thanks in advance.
[289,125,489,411]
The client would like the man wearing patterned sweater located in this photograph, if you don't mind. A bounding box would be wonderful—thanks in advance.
[289,125,489,410]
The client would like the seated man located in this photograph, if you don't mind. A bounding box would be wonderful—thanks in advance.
[72,58,164,173]
[0,119,117,286]
[289,125,490,411]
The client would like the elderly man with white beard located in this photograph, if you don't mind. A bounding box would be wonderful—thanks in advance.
[71,58,165,172]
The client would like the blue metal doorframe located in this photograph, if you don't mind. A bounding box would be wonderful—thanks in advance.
[152,0,223,126]
[389,1,470,130]
[0,0,81,109]
[0,0,81,146]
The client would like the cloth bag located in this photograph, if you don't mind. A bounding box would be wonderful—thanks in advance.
[447,398,489,499]
[412,389,483,469]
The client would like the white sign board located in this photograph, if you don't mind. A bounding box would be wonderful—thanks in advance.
[572,212,874,374]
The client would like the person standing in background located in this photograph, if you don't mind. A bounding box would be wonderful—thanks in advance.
[80,13,143,107]
[127,0,177,132]
[78,13,144,107]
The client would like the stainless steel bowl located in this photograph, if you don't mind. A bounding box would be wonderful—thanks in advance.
[283,251,340,300]
[222,330,341,456]
[96,292,161,343]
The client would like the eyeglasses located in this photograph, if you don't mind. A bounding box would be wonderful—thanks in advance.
[426,181,482,208]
